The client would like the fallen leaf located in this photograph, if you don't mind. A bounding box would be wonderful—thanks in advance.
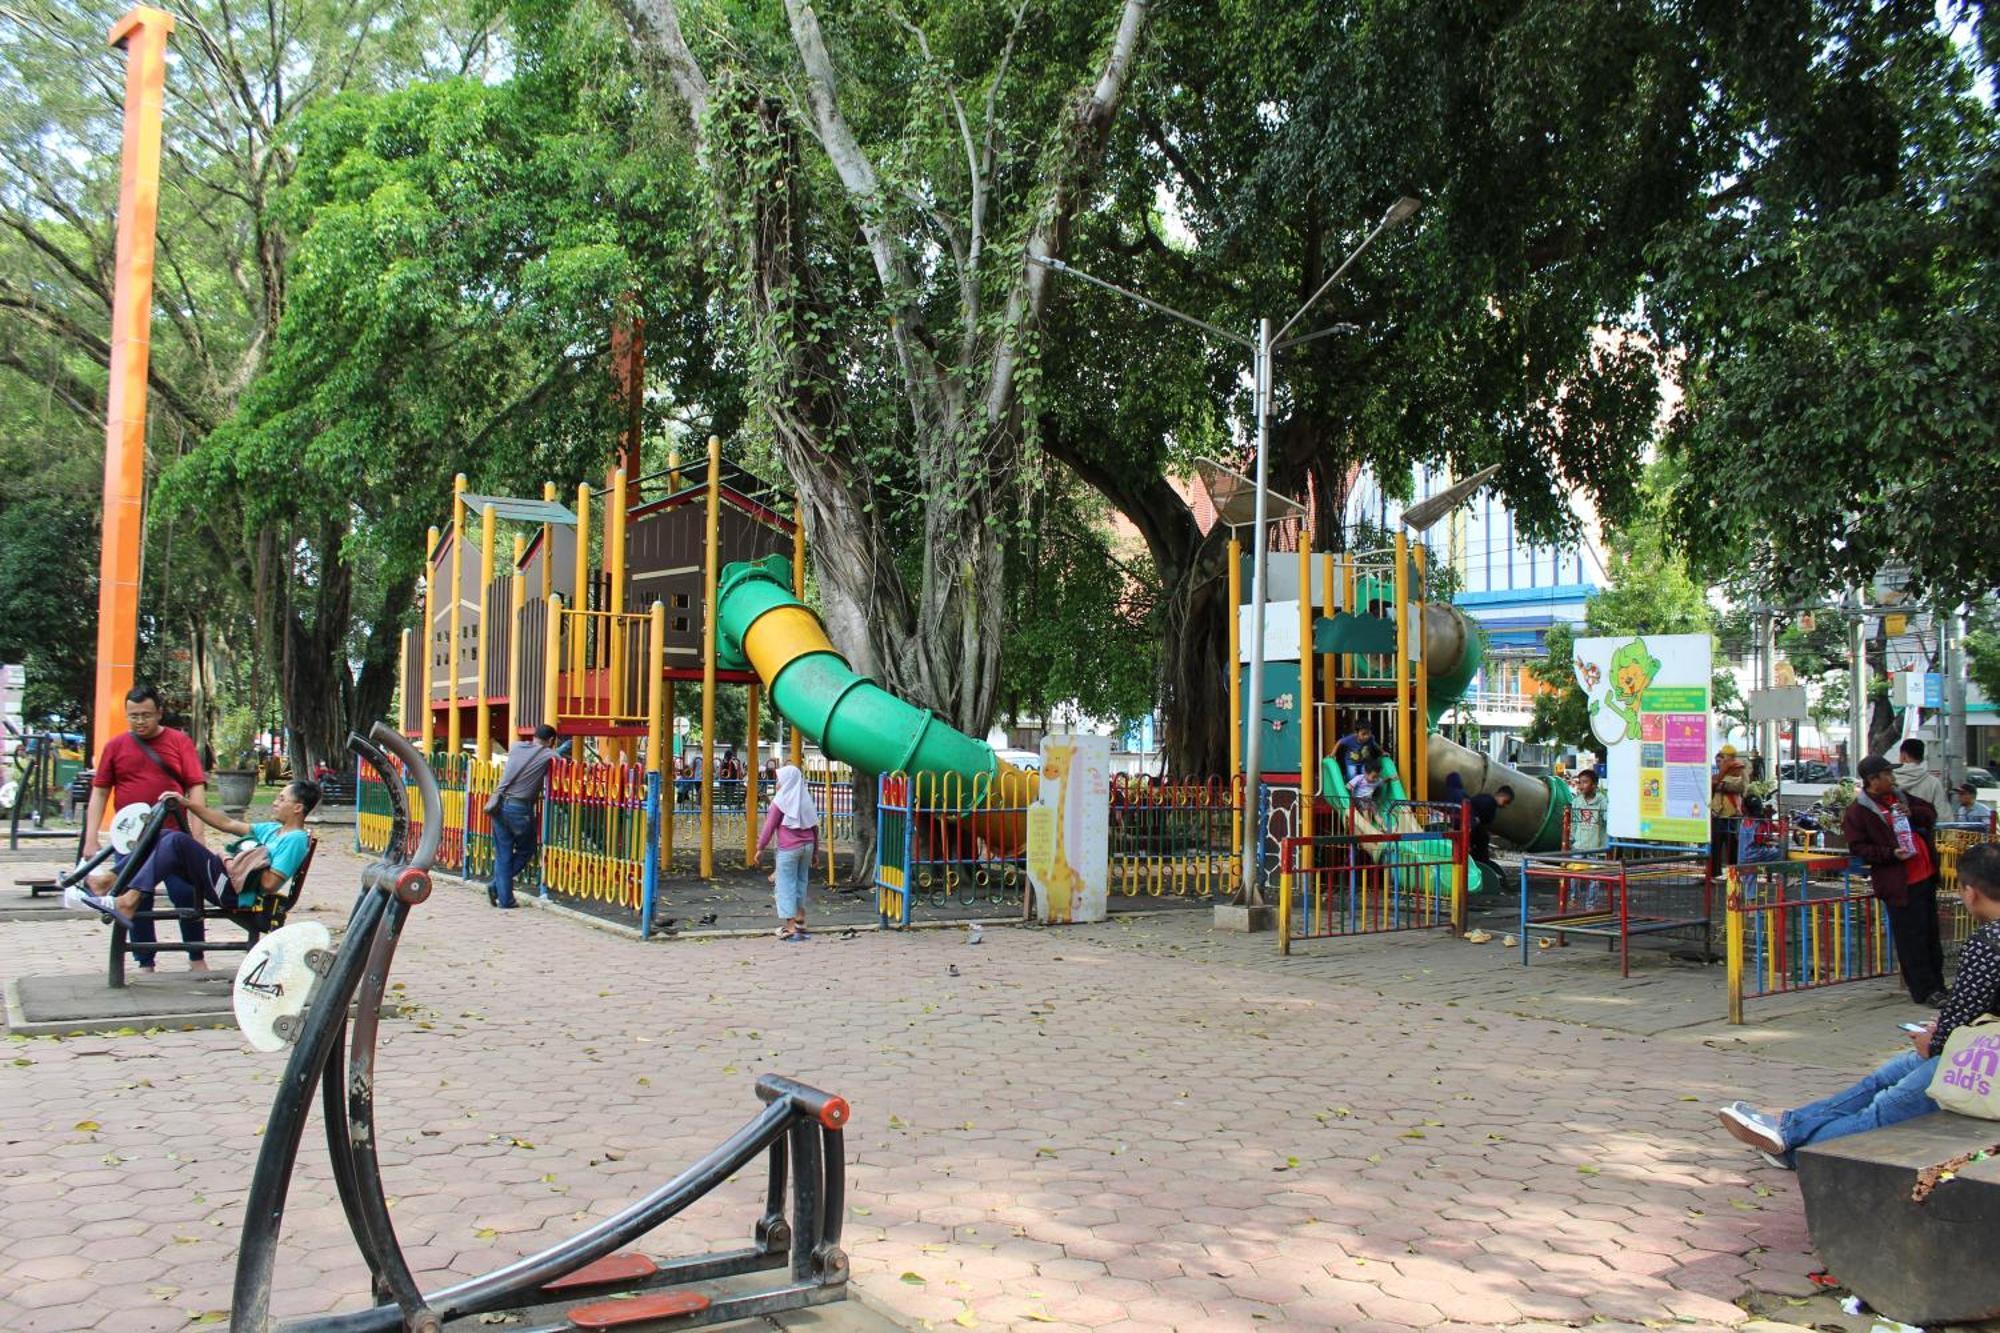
[954,1309,978,1327]
[475,1227,498,1241]
[74,1120,101,1133]
[900,1271,926,1285]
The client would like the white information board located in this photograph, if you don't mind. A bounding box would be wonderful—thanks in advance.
[1573,634,1713,843]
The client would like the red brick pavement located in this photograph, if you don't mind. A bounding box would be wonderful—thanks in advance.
[1,840,1843,1330]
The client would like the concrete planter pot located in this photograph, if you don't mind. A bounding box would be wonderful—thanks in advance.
[211,769,258,816]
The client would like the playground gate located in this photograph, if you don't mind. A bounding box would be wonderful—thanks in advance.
[874,771,1030,927]
[541,757,649,916]
[1725,858,1883,1023]
[1277,804,1468,953]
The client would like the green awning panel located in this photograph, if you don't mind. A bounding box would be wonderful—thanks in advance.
[459,494,578,525]
[1313,612,1397,656]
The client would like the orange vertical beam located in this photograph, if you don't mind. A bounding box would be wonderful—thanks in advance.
[91,7,174,761]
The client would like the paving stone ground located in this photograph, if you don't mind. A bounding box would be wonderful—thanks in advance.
[0,831,1956,1332]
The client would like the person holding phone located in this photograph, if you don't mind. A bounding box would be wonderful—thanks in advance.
[1715,844,2000,1167]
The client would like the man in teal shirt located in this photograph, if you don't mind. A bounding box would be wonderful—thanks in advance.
[68,780,318,971]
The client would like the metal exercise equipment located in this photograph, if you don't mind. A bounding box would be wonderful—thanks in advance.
[229,723,852,1332]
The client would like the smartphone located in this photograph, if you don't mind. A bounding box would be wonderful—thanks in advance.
[1899,1022,1930,1033]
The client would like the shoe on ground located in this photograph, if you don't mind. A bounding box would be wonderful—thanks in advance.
[487,885,498,907]
[1464,928,1493,944]
[1718,1101,1785,1154]
[1923,989,1950,1007]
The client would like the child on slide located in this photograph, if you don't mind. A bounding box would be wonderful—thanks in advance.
[1348,756,1385,826]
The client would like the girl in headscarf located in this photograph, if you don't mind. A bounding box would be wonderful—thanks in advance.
[756,764,820,939]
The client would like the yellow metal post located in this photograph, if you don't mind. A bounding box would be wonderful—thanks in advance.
[507,534,526,741]
[1279,864,1292,955]
[544,594,564,732]
[1394,533,1411,782]
[1320,551,1336,714]
[745,684,761,866]
[647,601,667,771]
[541,482,557,604]
[448,475,467,756]
[571,481,591,690]
[790,506,807,767]
[420,524,439,753]
[476,502,496,758]
[608,466,629,756]
[668,447,683,493]
[1297,539,1315,866]
[1341,555,1356,684]
[1227,536,1242,875]
[1413,543,1429,802]
[699,436,721,878]
[1726,874,1745,1025]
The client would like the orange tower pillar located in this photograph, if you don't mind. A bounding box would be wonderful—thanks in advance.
[91,7,174,758]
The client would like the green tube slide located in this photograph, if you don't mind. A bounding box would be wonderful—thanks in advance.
[1421,602,1570,853]
[713,555,1004,785]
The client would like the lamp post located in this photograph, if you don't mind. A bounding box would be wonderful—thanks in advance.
[1031,195,1421,903]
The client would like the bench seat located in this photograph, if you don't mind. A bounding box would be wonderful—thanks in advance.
[1798,1110,2000,1326]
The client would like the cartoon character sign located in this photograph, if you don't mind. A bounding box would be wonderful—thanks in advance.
[1586,638,1660,746]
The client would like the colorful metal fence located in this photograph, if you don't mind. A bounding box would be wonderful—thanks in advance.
[1725,857,1883,1023]
[541,758,649,915]
[1278,815,1467,951]
[874,771,1031,927]
[1109,775,1239,898]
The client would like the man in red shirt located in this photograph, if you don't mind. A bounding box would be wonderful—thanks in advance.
[1842,755,1944,1004]
[71,685,209,971]
[82,683,207,862]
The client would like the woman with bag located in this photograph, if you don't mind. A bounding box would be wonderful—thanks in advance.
[66,781,319,972]
[1715,843,2000,1167]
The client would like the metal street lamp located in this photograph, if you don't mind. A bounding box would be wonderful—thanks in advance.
[1030,196,1422,904]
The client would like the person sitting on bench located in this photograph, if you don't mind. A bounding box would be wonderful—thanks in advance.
[67,781,320,972]
[1715,842,2000,1168]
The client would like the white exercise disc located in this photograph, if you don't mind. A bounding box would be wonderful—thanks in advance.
[233,920,332,1054]
[108,802,153,855]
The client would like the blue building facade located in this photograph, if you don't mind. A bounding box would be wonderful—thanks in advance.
[1343,466,1606,746]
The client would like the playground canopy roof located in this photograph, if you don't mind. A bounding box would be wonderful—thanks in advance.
[459,494,578,525]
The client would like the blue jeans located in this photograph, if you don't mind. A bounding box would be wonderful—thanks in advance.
[773,848,809,921]
[490,799,538,908]
[1779,1050,1939,1162]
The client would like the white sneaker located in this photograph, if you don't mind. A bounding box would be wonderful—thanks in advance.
[76,889,134,928]
[1758,1149,1793,1171]
[1718,1101,1785,1154]
[62,884,91,912]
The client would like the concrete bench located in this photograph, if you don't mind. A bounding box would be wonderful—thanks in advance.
[1797,1111,2000,1326]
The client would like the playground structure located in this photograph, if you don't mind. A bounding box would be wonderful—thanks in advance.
[395,439,805,879]
[1224,524,1571,904]
[234,727,852,1331]
[390,441,1037,925]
